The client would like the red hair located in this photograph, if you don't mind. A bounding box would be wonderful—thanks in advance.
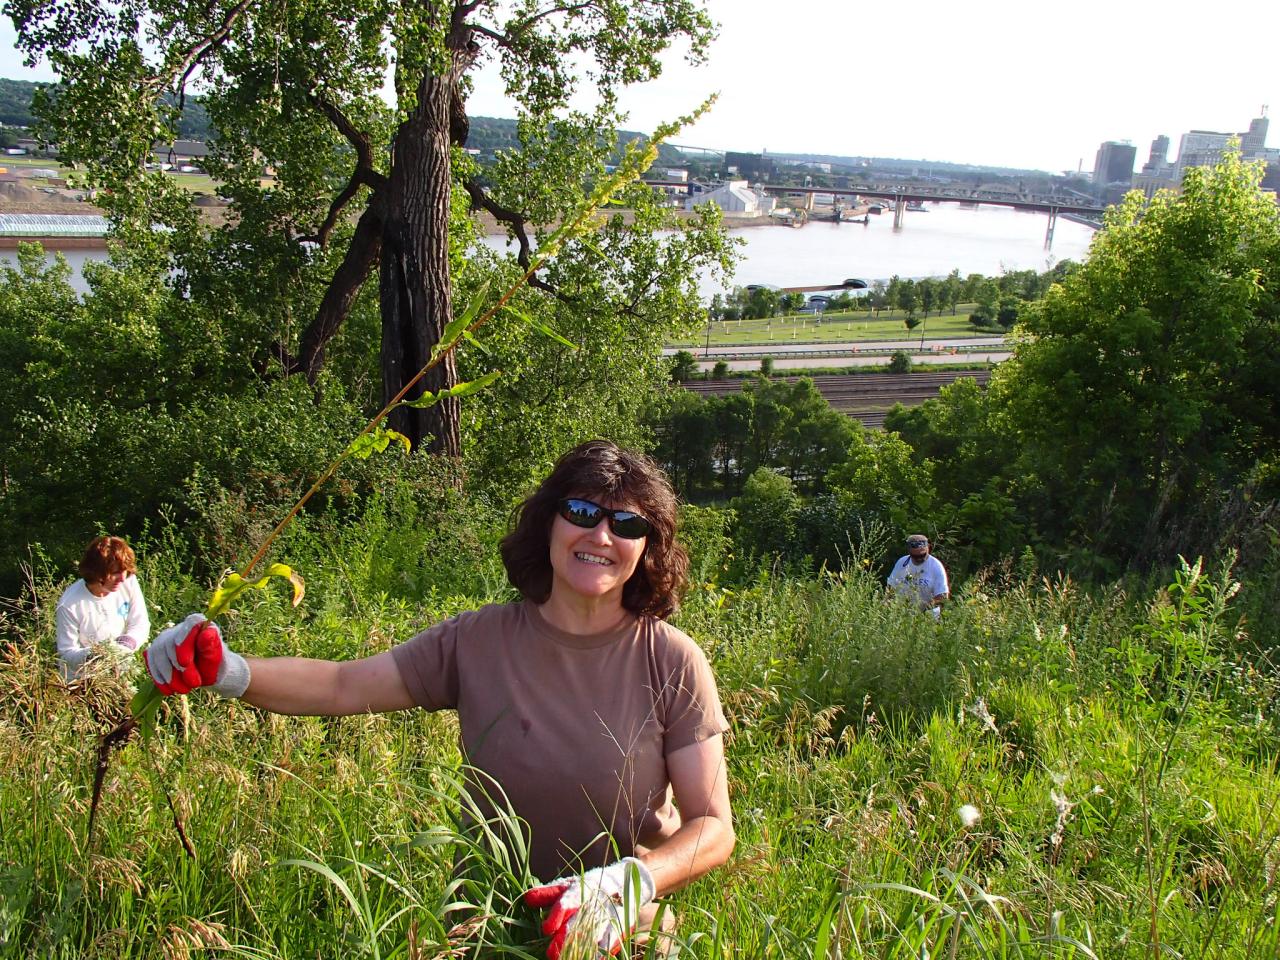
[78,536,136,584]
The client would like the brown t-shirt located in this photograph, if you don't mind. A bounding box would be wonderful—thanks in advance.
[391,600,728,881]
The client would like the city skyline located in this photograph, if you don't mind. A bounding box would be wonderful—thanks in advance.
[1,0,1277,173]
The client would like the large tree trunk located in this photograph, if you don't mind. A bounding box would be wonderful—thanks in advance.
[378,69,461,456]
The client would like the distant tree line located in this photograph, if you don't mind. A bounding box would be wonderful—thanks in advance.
[706,263,1078,332]
[464,114,685,168]
[0,78,214,140]
[0,76,683,172]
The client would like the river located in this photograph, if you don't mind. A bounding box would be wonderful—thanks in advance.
[1,202,1095,297]
[707,203,1094,293]
[706,200,1095,295]
[479,201,1095,299]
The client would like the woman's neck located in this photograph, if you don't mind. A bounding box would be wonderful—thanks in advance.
[539,588,630,636]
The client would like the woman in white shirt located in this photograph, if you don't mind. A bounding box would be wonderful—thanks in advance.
[55,535,151,678]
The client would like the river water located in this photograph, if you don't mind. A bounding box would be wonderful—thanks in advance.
[1,202,1095,297]
[479,201,1095,299]
[705,203,1094,295]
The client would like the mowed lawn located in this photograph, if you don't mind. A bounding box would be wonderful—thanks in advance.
[669,307,1003,347]
[0,155,251,195]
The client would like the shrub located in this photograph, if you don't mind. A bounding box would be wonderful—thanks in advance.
[968,303,995,328]
[730,468,799,563]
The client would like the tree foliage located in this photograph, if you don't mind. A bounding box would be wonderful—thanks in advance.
[8,0,727,457]
[990,149,1280,569]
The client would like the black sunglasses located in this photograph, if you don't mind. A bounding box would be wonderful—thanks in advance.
[907,540,928,548]
[557,498,652,540]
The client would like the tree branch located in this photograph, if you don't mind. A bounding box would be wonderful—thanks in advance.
[305,89,385,185]
[464,178,571,301]
[303,172,362,248]
[294,200,385,382]
[465,23,512,49]
[465,3,598,50]
[510,2,599,36]
[147,0,258,98]
[295,88,387,246]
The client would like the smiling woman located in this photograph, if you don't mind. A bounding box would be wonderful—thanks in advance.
[141,439,734,959]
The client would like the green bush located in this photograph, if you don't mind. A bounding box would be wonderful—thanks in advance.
[729,468,799,566]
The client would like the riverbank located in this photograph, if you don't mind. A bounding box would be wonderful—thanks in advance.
[473,206,782,236]
[0,199,782,244]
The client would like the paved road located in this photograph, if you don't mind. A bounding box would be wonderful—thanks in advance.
[663,336,1008,357]
[700,351,1010,372]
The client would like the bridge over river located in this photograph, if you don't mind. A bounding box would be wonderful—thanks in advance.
[758,184,1106,246]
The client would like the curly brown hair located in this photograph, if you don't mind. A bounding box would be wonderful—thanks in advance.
[500,440,688,620]
[78,536,137,584]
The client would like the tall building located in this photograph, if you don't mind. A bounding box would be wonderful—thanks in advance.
[1241,115,1269,155]
[1134,136,1176,198]
[723,152,776,181]
[1175,130,1234,181]
[1175,112,1274,180]
[1143,136,1170,172]
[1126,111,1274,200]
[1092,141,1136,201]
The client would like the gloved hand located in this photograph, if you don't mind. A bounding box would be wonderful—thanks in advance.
[115,634,139,652]
[143,613,251,698]
[523,857,656,960]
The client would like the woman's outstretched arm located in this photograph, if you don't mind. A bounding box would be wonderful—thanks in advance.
[238,649,416,716]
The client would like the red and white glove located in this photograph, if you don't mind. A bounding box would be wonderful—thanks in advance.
[143,613,251,697]
[523,857,656,959]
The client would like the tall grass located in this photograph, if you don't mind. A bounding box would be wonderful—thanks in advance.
[3,524,1277,958]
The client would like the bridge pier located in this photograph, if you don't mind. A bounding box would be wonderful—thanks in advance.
[1044,207,1058,249]
[893,194,905,229]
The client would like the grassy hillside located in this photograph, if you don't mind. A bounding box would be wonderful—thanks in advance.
[3,518,1276,958]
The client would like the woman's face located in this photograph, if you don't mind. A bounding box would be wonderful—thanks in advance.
[90,568,127,596]
[547,495,648,607]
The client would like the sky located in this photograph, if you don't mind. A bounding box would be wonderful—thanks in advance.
[2,0,1278,173]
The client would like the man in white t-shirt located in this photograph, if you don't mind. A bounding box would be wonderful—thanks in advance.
[886,534,949,619]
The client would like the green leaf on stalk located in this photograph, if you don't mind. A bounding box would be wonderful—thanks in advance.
[462,330,491,355]
[280,859,365,921]
[578,236,608,262]
[408,827,456,848]
[206,562,305,620]
[129,678,164,736]
[811,893,840,960]
[400,370,503,409]
[346,425,411,460]
[502,305,576,349]
[431,280,491,363]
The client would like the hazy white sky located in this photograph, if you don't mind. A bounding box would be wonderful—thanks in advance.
[3,0,1278,173]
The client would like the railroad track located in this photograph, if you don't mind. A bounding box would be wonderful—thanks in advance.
[682,370,991,427]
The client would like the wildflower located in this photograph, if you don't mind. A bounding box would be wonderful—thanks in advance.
[957,804,981,828]
[1049,788,1076,856]
[965,697,999,735]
